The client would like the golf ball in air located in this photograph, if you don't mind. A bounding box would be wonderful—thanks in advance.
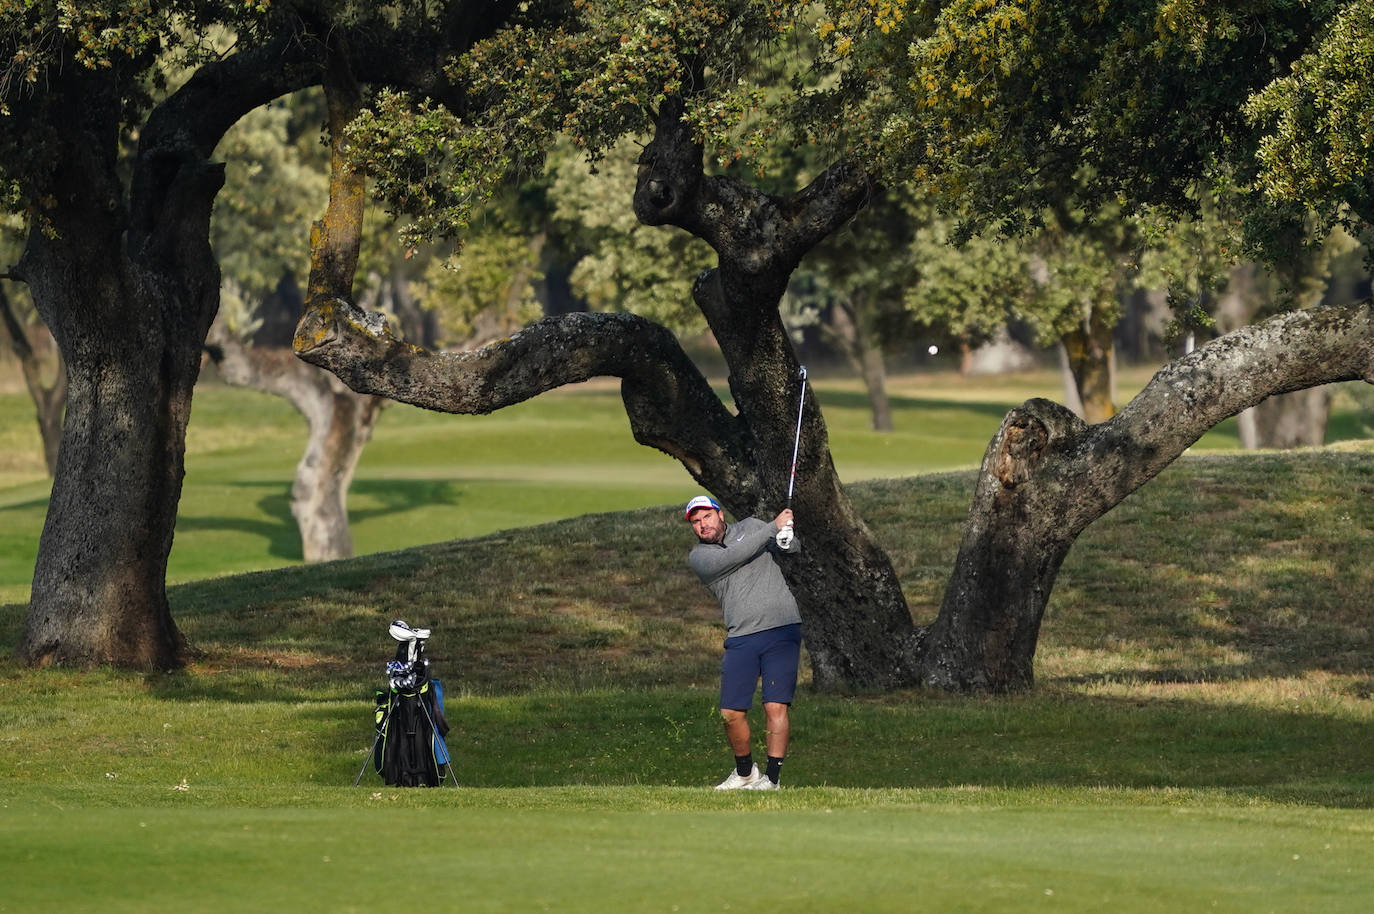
[927,345,939,355]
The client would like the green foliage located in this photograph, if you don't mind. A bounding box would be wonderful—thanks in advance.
[904,208,1029,347]
[416,222,546,345]
[1246,1,1374,222]
[458,0,797,161]
[212,92,327,301]
[548,141,712,332]
[345,89,513,250]
[906,197,1141,350]
[343,1,821,247]
[0,0,274,124]
[808,0,1357,255]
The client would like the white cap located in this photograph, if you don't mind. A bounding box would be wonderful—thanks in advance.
[683,495,722,520]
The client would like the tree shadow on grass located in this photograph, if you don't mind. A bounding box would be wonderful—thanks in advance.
[289,688,1374,802]
[819,388,1020,422]
[174,481,303,560]
[0,495,51,514]
[174,478,464,561]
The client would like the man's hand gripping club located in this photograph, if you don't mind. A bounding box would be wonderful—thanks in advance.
[774,509,795,549]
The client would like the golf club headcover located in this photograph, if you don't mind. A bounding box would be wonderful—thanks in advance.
[389,620,431,641]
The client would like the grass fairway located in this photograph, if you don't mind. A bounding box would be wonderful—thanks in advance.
[3,801,1369,912]
[2,370,1373,911]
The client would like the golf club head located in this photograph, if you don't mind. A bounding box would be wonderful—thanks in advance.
[798,365,807,382]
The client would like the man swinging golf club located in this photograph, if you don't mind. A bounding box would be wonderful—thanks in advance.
[684,364,809,791]
[685,494,802,790]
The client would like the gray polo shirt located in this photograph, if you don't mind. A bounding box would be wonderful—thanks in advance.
[689,516,802,638]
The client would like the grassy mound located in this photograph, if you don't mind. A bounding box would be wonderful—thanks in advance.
[1,439,1371,912]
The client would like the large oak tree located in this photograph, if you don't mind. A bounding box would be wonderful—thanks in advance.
[4,0,1370,693]
[295,0,1373,691]
[1,1,525,668]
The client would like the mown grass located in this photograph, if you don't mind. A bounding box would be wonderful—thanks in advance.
[1,369,1373,912]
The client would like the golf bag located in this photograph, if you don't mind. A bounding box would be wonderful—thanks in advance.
[357,620,454,787]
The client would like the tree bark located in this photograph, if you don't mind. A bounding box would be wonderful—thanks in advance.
[922,302,1374,690]
[13,19,412,669]
[1060,303,1116,423]
[292,91,1374,693]
[16,65,224,668]
[9,6,557,669]
[632,100,922,687]
[0,284,67,476]
[208,332,384,562]
[825,298,894,432]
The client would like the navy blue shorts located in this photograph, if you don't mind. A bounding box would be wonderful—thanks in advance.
[719,623,803,711]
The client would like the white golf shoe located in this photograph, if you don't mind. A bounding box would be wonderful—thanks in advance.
[715,764,768,790]
[747,777,778,790]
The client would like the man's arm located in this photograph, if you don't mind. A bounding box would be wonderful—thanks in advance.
[689,518,776,583]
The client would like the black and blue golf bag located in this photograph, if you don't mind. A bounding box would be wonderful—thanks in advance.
[357,620,454,787]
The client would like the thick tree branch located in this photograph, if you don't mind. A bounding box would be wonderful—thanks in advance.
[132,5,516,246]
[980,302,1374,547]
[209,323,329,402]
[634,97,873,277]
[1065,301,1374,532]
[308,44,367,305]
[294,298,751,491]
[925,300,1374,692]
[782,161,874,254]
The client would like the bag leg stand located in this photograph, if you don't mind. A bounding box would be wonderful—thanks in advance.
[354,696,394,787]
[417,692,457,788]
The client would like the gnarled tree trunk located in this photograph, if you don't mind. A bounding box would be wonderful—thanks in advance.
[298,98,922,689]
[0,284,67,476]
[921,302,1374,690]
[16,66,224,668]
[208,332,384,562]
[295,95,1374,693]
[11,7,540,670]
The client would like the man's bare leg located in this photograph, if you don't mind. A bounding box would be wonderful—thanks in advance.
[721,708,751,755]
[763,702,789,758]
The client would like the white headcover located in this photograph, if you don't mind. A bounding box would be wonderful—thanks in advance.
[389,620,431,664]
[389,620,431,642]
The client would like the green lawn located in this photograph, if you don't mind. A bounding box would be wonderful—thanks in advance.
[1,367,1373,912]
[4,801,1369,913]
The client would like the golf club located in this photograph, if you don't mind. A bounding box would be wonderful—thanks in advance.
[777,365,807,548]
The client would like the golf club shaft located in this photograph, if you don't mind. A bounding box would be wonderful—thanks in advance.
[785,366,807,508]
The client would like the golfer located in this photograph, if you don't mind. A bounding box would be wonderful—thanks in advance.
[684,494,803,790]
